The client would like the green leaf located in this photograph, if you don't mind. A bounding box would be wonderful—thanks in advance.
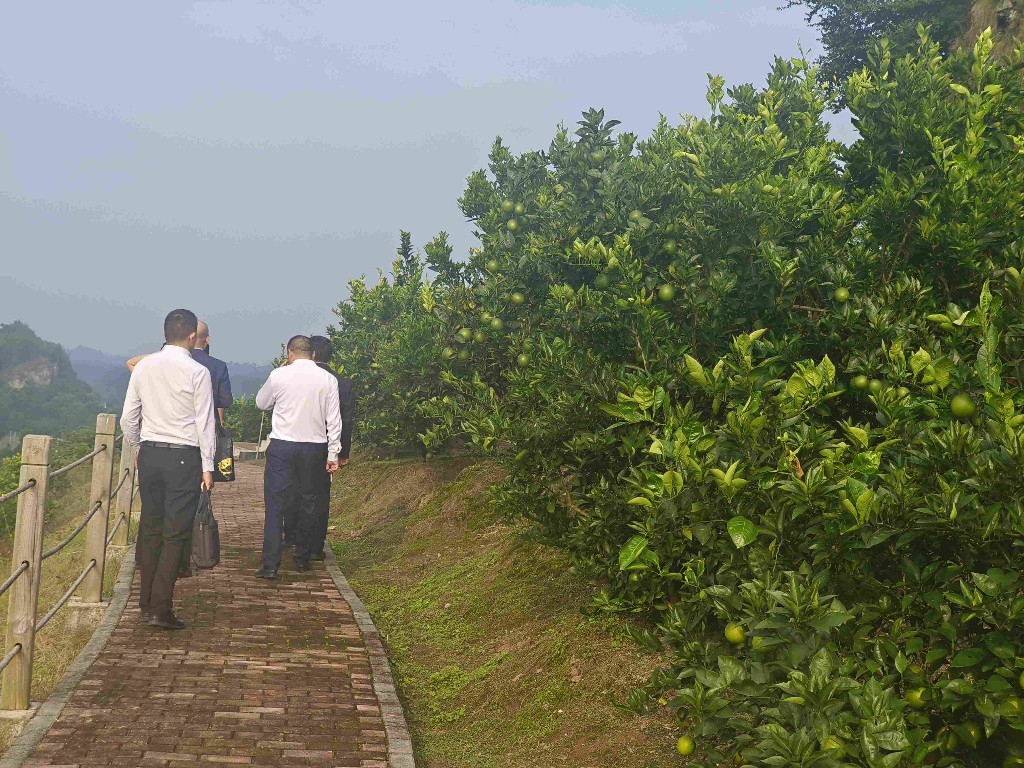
[662,470,684,497]
[683,355,709,387]
[727,516,758,548]
[909,348,932,376]
[627,496,652,507]
[950,648,986,668]
[618,536,649,571]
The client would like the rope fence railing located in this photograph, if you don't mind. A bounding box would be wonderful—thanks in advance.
[48,444,106,480]
[105,513,125,547]
[35,560,96,634]
[0,416,138,710]
[40,501,103,561]
[111,467,130,497]
[0,562,30,602]
[0,480,35,507]
[0,644,22,677]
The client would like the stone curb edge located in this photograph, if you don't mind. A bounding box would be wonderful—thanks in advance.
[324,548,416,768]
[0,546,136,768]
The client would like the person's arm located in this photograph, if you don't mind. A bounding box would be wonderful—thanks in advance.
[126,353,150,373]
[119,370,143,454]
[255,372,277,411]
[194,368,217,489]
[339,379,354,463]
[325,377,342,471]
[216,363,232,426]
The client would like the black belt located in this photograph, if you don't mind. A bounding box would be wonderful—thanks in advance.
[141,441,198,450]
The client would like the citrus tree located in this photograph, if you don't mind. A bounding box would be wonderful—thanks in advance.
[328,30,1024,766]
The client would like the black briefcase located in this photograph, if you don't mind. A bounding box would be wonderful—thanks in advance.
[191,490,220,569]
[215,424,235,482]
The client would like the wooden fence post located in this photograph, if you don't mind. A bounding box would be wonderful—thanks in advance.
[111,436,134,547]
[81,414,116,603]
[1,435,53,710]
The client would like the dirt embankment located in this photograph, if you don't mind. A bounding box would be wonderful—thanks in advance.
[327,457,682,768]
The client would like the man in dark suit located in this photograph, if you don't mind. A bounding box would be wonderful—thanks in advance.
[308,335,354,560]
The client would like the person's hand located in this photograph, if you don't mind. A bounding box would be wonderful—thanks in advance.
[201,471,215,491]
[339,458,350,467]
[326,460,339,474]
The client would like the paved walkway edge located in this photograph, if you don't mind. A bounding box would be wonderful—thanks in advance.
[0,546,136,768]
[324,548,416,768]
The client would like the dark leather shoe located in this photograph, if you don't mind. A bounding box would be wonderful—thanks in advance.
[310,551,326,561]
[254,567,278,580]
[148,613,186,630]
[178,568,194,579]
[294,560,310,572]
[140,608,154,622]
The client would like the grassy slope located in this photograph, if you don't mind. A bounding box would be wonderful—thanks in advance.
[329,457,682,768]
[0,460,129,751]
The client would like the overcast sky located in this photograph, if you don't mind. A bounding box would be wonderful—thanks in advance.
[0,1,838,363]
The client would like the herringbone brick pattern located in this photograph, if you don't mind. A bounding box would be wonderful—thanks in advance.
[23,462,389,767]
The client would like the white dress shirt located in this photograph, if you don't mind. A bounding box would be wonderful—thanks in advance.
[120,345,218,472]
[255,359,342,461]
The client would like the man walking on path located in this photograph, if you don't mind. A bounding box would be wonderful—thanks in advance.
[308,335,354,560]
[127,320,232,578]
[254,335,342,579]
[120,309,216,630]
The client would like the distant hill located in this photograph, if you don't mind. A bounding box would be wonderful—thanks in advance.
[0,322,101,450]
[68,345,271,410]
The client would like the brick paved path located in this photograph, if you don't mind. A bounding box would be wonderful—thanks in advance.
[22,462,394,768]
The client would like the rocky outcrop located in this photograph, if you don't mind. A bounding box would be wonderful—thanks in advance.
[0,357,58,390]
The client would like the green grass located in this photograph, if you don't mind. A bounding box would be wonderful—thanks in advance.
[0,455,132,751]
[328,457,682,768]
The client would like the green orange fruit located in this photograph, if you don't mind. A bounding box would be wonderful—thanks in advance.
[473,331,486,344]
[628,209,643,222]
[486,259,499,273]
[657,284,676,302]
[490,318,504,332]
[833,287,850,303]
[511,292,525,305]
[724,623,746,644]
[905,688,927,709]
[500,200,515,214]
[507,219,519,232]
[851,375,869,391]
[516,354,530,368]
[951,394,976,419]
[868,379,884,394]
[514,203,525,215]
[676,736,695,756]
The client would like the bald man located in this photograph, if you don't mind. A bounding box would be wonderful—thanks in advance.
[128,321,232,424]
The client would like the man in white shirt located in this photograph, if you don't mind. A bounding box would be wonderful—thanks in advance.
[120,309,216,630]
[254,335,342,578]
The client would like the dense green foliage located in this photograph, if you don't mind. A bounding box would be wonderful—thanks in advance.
[327,31,1024,766]
[784,0,973,106]
[223,395,266,443]
[0,322,101,446]
[0,427,96,536]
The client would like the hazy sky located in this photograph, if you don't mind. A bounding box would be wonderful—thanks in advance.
[0,1,836,363]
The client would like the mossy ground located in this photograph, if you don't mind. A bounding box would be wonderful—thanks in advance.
[329,456,682,768]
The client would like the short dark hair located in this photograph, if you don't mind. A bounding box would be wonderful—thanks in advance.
[287,335,312,355]
[309,335,333,362]
[164,309,198,343]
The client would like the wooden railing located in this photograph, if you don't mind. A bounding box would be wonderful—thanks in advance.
[0,414,137,710]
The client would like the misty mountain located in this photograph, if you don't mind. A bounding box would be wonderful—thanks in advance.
[0,323,101,450]
[68,346,272,410]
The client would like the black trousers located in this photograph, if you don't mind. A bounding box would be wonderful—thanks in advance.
[313,471,332,555]
[262,440,326,569]
[137,444,201,618]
